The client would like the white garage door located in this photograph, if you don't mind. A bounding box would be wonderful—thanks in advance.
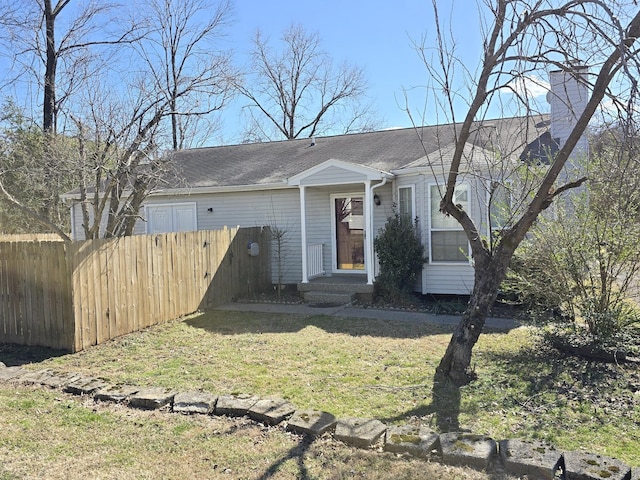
[146,203,197,234]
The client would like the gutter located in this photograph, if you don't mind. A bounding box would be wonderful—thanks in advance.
[60,181,293,202]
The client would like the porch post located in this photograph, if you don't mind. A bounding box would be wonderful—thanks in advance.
[364,180,374,285]
[299,185,309,283]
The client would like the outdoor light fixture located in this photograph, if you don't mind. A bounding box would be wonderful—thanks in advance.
[373,194,381,206]
[207,207,213,212]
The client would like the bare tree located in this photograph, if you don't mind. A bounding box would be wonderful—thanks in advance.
[420,1,640,385]
[0,0,142,227]
[137,0,238,150]
[237,24,375,140]
[0,0,237,238]
[68,76,163,239]
[0,0,141,134]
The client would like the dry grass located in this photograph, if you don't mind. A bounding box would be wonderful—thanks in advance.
[0,385,503,480]
[1,308,639,478]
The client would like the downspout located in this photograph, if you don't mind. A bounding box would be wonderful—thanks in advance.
[368,177,388,285]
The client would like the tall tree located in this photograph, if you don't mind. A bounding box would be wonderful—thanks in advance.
[0,0,237,238]
[422,0,640,385]
[0,0,142,227]
[0,0,141,134]
[138,0,238,150]
[237,24,375,141]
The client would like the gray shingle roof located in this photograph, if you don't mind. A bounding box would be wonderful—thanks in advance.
[160,114,552,190]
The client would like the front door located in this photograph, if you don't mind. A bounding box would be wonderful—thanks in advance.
[332,195,365,271]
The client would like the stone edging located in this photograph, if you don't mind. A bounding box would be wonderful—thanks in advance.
[1,362,637,480]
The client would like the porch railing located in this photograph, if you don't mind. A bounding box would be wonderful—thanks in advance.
[307,243,325,279]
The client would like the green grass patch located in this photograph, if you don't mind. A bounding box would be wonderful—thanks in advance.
[2,309,639,471]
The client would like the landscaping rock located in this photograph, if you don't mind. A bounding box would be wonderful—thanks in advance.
[63,376,109,395]
[334,417,387,448]
[0,366,28,381]
[129,387,176,410]
[248,398,296,425]
[94,385,140,403]
[0,361,5,368]
[40,371,82,389]
[17,369,55,385]
[384,424,440,459]
[499,439,562,480]
[561,451,631,480]
[440,432,498,471]
[215,394,259,417]
[286,410,337,436]
[173,391,217,415]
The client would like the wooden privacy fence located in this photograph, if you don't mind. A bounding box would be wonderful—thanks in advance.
[0,227,271,352]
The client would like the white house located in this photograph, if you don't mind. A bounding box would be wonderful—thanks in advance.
[66,69,588,298]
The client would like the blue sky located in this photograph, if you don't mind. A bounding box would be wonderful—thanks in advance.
[218,0,486,142]
[1,1,482,145]
[9,0,619,146]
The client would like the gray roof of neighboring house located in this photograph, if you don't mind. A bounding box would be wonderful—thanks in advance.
[162,114,552,191]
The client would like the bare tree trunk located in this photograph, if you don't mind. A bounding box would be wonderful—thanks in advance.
[436,249,513,385]
[43,0,59,134]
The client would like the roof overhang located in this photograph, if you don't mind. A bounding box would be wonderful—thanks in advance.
[60,182,293,202]
[287,158,394,187]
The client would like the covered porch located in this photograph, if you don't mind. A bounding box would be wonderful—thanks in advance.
[287,159,394,287]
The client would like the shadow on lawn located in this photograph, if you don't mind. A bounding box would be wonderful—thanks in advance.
[186,310,458,340]
[381,372,462,433]
[0,343,67,367]
[256,435,315,480]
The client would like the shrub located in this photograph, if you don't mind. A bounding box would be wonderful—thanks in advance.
[501,242,571,321]
[373,212,426,302]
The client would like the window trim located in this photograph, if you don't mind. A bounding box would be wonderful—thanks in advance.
[144,201,198,234]
[397,185,416,219]
[428,183,471,264]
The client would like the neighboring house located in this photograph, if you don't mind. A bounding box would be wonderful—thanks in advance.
[65,70,588,296]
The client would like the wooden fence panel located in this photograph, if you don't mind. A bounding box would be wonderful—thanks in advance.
[1,227,270,352]
[0,241,73,349]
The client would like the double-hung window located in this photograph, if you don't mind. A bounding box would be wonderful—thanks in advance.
[429,184,470,262]
[398,185,415,219]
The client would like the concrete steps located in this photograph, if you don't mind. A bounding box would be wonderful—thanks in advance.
[297,275,373,306]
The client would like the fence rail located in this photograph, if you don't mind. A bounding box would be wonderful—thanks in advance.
[0,227,270,352]
[0,233,64,242]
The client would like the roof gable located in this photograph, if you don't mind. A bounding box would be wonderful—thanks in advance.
[288,159,394,186]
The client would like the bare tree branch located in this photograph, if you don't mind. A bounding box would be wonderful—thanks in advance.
[236,24,372,140]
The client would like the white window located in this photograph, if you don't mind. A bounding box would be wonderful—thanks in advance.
[398,185,415,219]
[488,181,512,231]
[429,184,470,262]
[145,203,197,234]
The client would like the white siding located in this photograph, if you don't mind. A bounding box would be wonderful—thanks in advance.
[424,264,474,295]
[299,166,368,186]
[70,203,86,239]
[548,69,589,182]
[395,173,479,295]
[69,203,115,239]
[305,187,334,274]
[70,174,479,294]
[137,189,302,285]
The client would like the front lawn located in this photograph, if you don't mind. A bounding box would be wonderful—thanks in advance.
[2,309,639,475]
